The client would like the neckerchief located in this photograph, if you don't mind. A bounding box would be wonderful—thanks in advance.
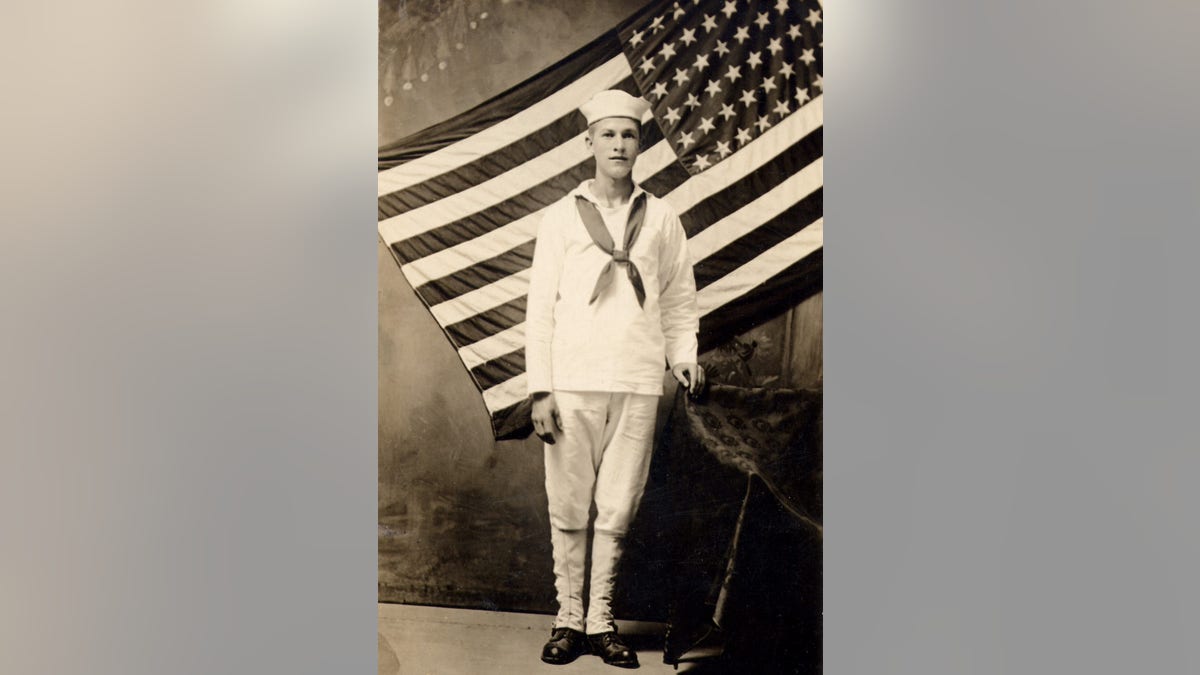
[574,192,648,308]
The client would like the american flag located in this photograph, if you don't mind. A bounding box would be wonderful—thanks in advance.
[379,0,822,440]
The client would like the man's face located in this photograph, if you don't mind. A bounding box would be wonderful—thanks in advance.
[586,117,641,180]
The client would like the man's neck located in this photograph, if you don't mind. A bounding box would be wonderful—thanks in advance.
[588,174,635,208]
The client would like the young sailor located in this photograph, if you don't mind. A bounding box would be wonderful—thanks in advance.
[526,88,703,668]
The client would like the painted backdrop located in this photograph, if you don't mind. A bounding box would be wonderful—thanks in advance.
[379,0,821,614]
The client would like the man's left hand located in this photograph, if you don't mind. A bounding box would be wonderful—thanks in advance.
[671,362,705,397]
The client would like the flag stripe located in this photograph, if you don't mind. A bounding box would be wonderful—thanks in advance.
[429,268,530,326]
[459,323,525,371]
[446,305,522,350]
[694,201,822,290]
[638,159,692,197]
[482,373,529,416]
[698,251,824,354]
[686,158,823,262]
[691,154,820,263]
[679,127,822,237]
[469,348,526,391]
[407,212,543,292]
[697,219,824,315]
[444,297,527,347]
[380,131,597,248]
[379,112,587,220]
[629,135,680,182]
[489,396,533,441]
[390,164,594,263]
[415,241,535,306]
[378,53,630,192]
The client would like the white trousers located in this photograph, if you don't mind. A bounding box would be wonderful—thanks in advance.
[544,390,659,634]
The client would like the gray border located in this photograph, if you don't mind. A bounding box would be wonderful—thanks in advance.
[0,2,377,673]
[825,1,1200,673]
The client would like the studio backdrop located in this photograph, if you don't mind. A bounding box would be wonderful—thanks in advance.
[378,0,822,616]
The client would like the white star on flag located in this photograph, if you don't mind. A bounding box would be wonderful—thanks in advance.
[715,139,732,157]
[659,42,677,60]
[717,102,736,121]
[664,105,681,124]
[680,27,697,46]
[705,78,723,97]
[767,37,783,55]
[693,153,712,170]
[702,14,718,31]
[747,50,763,68]
[806,9,822,27]
[760,77,777,93]
[800,48,816,66]
[697,116,716,133]
[724,64,742,82]
[775,0,789,12]
[733,25,750,43]
[755,12,771,29]
[673,67,691,86]
[721,0,737,18]
[739,88,757,106]
[735,126,752,144]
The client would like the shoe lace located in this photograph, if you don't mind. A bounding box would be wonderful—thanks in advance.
[600,632,626,649]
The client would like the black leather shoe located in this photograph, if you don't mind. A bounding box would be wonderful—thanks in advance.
[588,629,639,668]
[541,627,589,665]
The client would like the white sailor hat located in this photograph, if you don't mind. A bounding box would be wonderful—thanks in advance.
[579,89,651,126]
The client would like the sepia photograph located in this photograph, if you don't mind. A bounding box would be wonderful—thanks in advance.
[11,0,1197,674]
[378,0,822,671]
[12,1,1200,674]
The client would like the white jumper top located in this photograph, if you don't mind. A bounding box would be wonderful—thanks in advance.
[525,180,700,396]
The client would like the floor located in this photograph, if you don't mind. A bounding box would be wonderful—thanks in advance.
[378,603,723,675]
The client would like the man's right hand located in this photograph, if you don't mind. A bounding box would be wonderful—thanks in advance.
[530,392,562,445]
